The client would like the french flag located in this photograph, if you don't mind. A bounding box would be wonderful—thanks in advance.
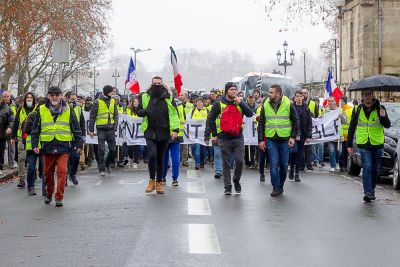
[170,46,183,95]
[323,70,343,107]
[125,57,140,94]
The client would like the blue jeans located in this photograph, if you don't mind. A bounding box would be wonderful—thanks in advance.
[163,143,180,181]
[26,152,45,191]
[68,147,80,179]
[191,144,205,167]
[328,142,341,168]
[359,148,383,195]
[312,143,324,162]
[213,145,222,175]
[267,139,290,188]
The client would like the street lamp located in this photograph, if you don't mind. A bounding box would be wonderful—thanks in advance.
[129,47,152,69]
[89,66,99,97]
[276,41,295,76]
[112,69,120,88]
[301,48,307,84]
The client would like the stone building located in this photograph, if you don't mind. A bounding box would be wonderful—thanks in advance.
[338,0,400,100]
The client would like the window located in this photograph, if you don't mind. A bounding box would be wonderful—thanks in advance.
[350,21,354,58]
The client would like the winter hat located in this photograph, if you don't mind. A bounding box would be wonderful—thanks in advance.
[47,86,62,94]
[340,96,348,104]
[103,85,114,95]
[224,82,237,95]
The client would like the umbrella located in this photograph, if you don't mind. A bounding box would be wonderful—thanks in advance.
[348,74,400,91]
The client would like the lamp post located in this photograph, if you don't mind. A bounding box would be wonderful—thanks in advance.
[112,68,120,88]
[89,66,99,97]
[276,41,295,76]
[129,48,152,68]
[301,48,307,84]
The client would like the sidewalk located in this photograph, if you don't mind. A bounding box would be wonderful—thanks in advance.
[0,167,18,184]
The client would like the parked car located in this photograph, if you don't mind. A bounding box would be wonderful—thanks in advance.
[348,103,400,184]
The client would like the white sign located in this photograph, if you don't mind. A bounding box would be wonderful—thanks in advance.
[308,109,341,144]
[182,119,209,146]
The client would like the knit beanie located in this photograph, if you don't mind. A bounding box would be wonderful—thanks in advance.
[103,85,114,95]
[224,82,237,95]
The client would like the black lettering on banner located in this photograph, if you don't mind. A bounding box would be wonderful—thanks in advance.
[333,118,339,134]
[321,123,334,138]
[191,124,202,139]
[117,120,125,138]
[252,121,257,137]
[125,121,135,138]
[184,124,190,139]
[135,122,144,138]
[313,125,322,139]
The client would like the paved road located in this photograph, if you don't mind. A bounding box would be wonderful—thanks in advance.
[1,164,400,267]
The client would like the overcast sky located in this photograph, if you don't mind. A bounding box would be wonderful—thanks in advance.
[109,0,332,73]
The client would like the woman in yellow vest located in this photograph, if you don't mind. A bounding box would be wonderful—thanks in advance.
[126,97,143,169]
[137,76,179,194]
[347,89,391,202]
[190,98,208,170]
[10,92,37,193]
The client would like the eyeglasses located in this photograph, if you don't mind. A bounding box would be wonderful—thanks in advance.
[48,93,61,97]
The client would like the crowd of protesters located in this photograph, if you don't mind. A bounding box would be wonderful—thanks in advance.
[0,75,390,206]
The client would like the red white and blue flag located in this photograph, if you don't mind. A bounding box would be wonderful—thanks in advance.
[323,70,343,107]
[125,57,140,94]
[170,46,183,95]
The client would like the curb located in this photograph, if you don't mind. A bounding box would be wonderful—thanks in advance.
[0,170,18,183]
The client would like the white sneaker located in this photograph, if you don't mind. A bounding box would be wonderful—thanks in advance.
[335,166,340,170]
[133,163,138,169]
[329,168,335,172]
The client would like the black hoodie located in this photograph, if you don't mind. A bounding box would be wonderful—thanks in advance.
[11,92,36,139]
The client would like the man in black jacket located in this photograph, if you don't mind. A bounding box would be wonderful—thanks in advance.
[88,85,118,176]
[0,91,14,172]
[207,82,254,195]
[258,84,299,197]
[288,90,312,182]
[347,90,391,202]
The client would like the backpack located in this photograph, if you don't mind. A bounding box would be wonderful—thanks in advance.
[220,103,243,136]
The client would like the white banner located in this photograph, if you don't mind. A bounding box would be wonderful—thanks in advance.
[308,109,341,144]
[83,110,341,146]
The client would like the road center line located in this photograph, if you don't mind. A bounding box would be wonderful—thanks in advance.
[186,181,206,193]
[188,224,221,254]
[187,198,212,216]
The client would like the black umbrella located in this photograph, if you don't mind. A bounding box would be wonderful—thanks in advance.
[348,74,400,91]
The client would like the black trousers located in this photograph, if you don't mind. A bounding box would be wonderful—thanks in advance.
[97,129,116,172]
[0,139,6,168]
[146,139,169,182]
[339,141,348,169]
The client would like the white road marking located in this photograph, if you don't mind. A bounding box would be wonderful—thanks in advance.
[188,224,221,254]
[186,181,206,193]
[187,198,211,216]
[187,170,201,179]
[95,180,103,186]
[118,179,144,185]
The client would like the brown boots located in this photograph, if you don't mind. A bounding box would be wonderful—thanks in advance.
[145,179,164,194]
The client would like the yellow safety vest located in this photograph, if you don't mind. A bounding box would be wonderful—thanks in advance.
[308,100,316,117]
[356,108,384,145]
[126,108,139,118]
[340,107,353,140]
[96,98,115,126]
[117,105,124,115]
[184,102,194,115]
[140,93,180,133]
[74,106,82,123]
[191,108,208,120]
[264,96,292,138]
[177,104,186,137]
[10,104,16,116]
[39,104,72,142]
[17,107,28,138]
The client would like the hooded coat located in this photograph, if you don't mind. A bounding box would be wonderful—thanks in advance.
[11,92,36,140]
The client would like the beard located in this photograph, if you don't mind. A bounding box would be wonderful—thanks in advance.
[51,100,59,106]
[26,101,33,108]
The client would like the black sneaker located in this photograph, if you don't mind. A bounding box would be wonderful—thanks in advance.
[55,199,63,207]
[233,181,241,194]
[123,159,129,166]
[28,188,37,196]
[288,169,294,180]
[260,174,265,182]
[306,166,314,171]
[172,181,179,186]
[319,161,325,167]
[270,187,283,197]
[195,166,200,170]
[224,186,232,195]
[162,177,166,185]
[294,174,301,182]
[69,176,79,185]
[44,194,52,204]
[17,180,26,188]
[214,174,221,179]
[371,195,376,201]
[363,194,372,202]
[106,167,112,173]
